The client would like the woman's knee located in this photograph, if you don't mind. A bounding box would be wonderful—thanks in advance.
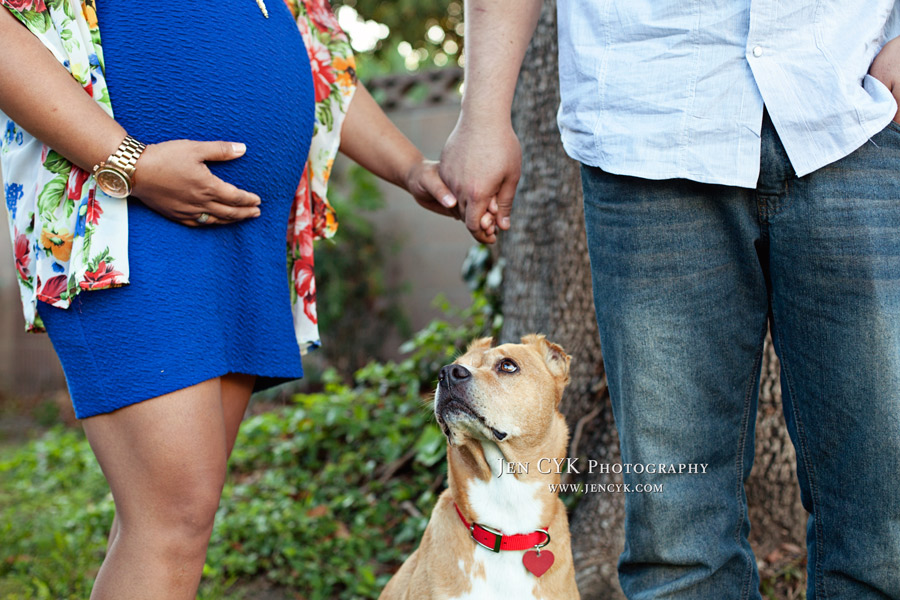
[163,477,224,537]
[81,382,231,556]
[118,474,224,559]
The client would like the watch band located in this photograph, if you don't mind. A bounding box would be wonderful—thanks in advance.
[105,135,146,177]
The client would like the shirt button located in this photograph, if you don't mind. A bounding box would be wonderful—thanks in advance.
[752,46,763,57]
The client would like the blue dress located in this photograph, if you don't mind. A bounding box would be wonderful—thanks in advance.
[37,1,316,418]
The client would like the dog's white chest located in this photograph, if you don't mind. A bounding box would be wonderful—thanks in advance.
[450,552,544,600]
[447,441,548,600]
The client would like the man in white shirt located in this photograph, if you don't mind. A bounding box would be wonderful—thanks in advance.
[440,2,900,598]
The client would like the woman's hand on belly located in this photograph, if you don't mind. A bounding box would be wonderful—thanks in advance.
[131,140,262,227]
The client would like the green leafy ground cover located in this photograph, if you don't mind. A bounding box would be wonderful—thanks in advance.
[0,295,496,600]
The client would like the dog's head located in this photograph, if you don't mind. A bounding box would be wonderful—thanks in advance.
[434,334,571,449]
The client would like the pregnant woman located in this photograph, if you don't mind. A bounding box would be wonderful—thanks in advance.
[0,1,465,598]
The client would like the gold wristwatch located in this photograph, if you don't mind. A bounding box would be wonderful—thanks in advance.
[92,135,146,198]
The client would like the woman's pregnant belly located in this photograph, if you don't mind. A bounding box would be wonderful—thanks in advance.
[95,0,316,214]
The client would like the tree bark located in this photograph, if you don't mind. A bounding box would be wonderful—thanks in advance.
[499,2,806,597]
[746,335,806,562]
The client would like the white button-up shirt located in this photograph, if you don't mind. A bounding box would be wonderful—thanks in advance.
[556,1,900,188]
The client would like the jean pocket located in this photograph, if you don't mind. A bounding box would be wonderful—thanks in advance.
[870,119,900,150]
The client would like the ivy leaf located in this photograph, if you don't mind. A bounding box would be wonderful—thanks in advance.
[413,424,446,467]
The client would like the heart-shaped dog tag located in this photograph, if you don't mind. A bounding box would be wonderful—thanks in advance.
[523,549,555,577]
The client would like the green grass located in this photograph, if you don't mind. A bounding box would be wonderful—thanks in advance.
[760,551,808,600]
[0,393,811,600]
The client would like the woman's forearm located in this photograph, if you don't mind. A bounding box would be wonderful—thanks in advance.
[0,7,125,171]
[338,83,423,191]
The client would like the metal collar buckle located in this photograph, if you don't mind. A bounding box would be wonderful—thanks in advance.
[469,522,504,552]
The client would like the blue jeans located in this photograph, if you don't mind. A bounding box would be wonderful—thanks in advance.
[581,114,900,599]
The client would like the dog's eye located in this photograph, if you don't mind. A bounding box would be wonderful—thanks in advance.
[498,358,519,373]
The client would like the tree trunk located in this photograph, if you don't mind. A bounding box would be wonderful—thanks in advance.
[499,2,806,597]
[746,335,806,563]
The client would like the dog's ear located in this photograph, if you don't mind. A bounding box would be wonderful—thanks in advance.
[522,334,571,385]
[466,336,494,354]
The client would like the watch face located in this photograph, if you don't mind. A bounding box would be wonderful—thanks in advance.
[96,168,131,198]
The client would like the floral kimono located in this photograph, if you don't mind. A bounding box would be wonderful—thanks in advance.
[1,0,357,354]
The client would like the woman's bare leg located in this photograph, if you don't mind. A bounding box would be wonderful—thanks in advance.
[104,374,257,558]
[83,378,228,600]
[220,373,256,456]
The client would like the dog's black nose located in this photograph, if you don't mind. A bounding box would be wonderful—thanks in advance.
[439,364,471,385]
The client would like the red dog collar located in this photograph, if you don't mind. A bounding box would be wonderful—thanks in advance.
[454,502,550,553]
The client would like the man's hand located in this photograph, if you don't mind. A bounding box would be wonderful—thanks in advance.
[440,114,521,244]
[437,0,541,244]
[870,35,900,122]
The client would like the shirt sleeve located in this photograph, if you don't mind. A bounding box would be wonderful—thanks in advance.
[289,0,358,241]
[285,0,358,354]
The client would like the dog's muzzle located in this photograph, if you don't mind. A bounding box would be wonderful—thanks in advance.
[435,364,507,441]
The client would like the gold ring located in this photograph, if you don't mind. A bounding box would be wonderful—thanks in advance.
[196,213,210,224]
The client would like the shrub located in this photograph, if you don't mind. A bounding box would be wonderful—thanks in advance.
[0,290,497,600]
[0,427,112,600]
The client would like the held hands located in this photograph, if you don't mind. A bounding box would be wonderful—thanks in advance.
[403,154,517,245]
[870,35,900,123]
[336,82,515,241]
[130,140,261,227]
[439,114,521,244]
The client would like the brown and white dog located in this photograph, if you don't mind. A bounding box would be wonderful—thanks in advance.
[379,335,580,600]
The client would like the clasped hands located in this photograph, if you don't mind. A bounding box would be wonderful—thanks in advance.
[434,114,520,245]
[348,111,521,245]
